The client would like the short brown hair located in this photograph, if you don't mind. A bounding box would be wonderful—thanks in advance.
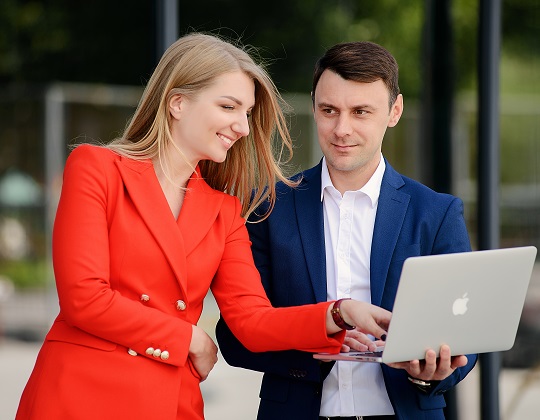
[312,41,400,110]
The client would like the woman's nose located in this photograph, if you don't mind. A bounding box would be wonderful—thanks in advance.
[232,114,250,137]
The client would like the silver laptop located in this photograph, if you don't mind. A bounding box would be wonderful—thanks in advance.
[314,246,537,364]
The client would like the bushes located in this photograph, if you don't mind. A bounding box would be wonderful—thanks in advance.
[0,259,49,289]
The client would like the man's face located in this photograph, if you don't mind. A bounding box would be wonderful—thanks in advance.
[313,69,403,190]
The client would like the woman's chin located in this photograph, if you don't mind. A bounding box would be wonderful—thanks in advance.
[213,153,229,163]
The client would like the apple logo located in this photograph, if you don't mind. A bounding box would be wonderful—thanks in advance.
[452,293,469,316]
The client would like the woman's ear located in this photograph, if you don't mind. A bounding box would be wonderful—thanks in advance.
[169,94,183,120]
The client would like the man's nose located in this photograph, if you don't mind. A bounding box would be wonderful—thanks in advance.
[334,115,353,137]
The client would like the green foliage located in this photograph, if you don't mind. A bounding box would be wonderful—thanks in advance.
[0,0,69,81]
[179,0,425,96]
[0,0,154,84]
[453,0,480,90]
[502,0,540,54]
[501,52,540,95]
[0,0,538,99]
[0,259,49,289]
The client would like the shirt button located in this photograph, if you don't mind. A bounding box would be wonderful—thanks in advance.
[160,351,170,360]
[140,294,150,302]
[176,300,187,311]
[146,347,155,356]
[153,348,162,358]
[127,349,138,356]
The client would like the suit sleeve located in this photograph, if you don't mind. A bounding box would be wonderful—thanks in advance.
[215,217,277,374]
[211,196,344,355]
[52,146,192,367]
[215,210,329,382]
[430,197,478,393]
[394,196,478,397]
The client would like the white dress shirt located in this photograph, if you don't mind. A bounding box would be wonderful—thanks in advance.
[319,155,395,417]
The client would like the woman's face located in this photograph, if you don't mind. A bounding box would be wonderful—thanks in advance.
[170,71,255,165]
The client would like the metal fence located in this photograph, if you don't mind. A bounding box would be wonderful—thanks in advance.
[0,84,539,369]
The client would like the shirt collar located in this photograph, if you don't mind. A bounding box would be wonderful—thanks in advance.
[320,155,386,208]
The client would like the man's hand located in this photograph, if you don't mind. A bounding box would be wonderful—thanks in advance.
[387,344,468,381]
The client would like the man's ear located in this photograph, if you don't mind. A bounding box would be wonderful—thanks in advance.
[388,94,403,128]
[169,94,183,120]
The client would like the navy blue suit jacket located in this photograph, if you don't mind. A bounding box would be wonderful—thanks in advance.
[216,160,478,420]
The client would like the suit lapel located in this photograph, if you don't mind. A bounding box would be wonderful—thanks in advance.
[293,161,411,306]
[177,170,223,256]
[370,162,410,306]
[115,158,222,297]
[295,163,327,303]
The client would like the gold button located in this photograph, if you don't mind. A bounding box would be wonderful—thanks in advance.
[153,348,162,358]
[160,351,170,360]
[146,347,155,356]
[127,349,138,356]
[140,294,150,302]
[176,300,187,311]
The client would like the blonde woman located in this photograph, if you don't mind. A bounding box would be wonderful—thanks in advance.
[16,33,390,420]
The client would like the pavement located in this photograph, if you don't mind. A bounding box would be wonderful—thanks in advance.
[3,338,540,420]
[0,292,263,420]
[2,265,540,420]
[0,338,263,420]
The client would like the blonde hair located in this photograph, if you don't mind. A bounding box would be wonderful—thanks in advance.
[107,32,296,220]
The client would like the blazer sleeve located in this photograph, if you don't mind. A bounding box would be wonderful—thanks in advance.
[216,210,329,383]
[383,195,478,403]
[52,146,192,367]
[425,197,478,394]
[211,196,344,354]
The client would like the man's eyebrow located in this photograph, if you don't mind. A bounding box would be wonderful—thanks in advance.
[317,101,375,110]
[316,102,337,109]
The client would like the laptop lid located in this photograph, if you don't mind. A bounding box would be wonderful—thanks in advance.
[314,246,537,364]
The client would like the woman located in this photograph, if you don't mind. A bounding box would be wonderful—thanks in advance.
[16,33,390,419]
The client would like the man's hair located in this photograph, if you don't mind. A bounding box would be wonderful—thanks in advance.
[312,41,400,109]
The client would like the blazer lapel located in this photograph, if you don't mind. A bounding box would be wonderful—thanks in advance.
[177,170,223,257]
[295,163,327,303]
[115,157,189,296]
[370,162,410,306]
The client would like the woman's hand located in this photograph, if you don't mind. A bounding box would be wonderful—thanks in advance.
[326,299,391,341]
[341,329,381,352]
[188,325,218,381]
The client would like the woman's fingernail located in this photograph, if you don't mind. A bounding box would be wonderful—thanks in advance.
[381,334,387,341]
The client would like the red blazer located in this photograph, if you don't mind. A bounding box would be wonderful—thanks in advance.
[16,145,344,420]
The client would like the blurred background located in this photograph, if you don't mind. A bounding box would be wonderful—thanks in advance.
[0,0,538,419]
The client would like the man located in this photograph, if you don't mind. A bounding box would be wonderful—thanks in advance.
[216,41,477,420]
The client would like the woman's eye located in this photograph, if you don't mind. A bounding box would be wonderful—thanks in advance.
[222,105,234,110]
